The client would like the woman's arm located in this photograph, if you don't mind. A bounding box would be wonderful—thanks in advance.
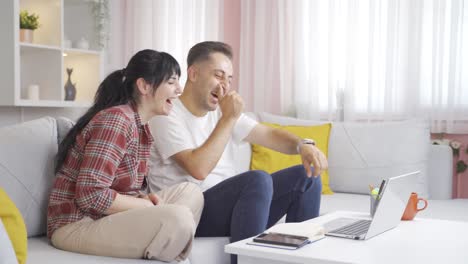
[104,193,155,215]
[75,112,149,216]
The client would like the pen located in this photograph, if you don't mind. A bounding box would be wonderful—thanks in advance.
[368,184,374,192]
[376,180,386,200]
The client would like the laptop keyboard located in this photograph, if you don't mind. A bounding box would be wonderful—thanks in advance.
[329,219,372,236]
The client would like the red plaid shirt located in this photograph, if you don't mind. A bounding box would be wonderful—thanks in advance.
[47,104,153,238]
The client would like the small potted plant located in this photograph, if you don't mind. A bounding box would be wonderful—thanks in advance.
[19,10,40,43]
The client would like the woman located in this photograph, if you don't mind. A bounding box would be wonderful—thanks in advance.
[47,50,203,262]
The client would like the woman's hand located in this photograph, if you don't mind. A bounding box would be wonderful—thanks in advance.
[138,193,160,206]
[105,192,159,215]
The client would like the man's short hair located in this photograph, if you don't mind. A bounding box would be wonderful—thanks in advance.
[187,41,233,68]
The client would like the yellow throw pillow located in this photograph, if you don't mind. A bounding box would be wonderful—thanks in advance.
[250,123,333,194]
[0,188,27,264]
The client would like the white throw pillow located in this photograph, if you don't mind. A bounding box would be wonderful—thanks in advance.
[328,120,430,198]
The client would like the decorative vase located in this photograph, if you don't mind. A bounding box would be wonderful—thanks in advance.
[20,29,33,43]
[64,68,77,101]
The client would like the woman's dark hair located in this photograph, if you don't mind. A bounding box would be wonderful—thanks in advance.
[55,49,181,173]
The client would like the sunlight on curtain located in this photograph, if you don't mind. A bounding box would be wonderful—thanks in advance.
[108,0,221,84]
[419,0,468,132]
[239,0,468,133]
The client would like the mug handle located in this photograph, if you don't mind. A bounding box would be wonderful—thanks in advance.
[417,198,428,211]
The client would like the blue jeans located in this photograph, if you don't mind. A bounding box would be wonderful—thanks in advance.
[195,165,322,264]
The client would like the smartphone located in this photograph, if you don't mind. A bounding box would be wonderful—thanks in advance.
[253,232,310,248]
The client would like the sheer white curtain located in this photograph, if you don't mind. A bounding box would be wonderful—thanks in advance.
[107,0,222,83]
[239,0,468,133]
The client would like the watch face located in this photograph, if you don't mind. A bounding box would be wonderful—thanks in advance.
[297,139,316,153]
[302,139,315,145]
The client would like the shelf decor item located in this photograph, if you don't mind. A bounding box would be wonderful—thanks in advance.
[27,84,40,100]
[19,10,40,43]
[64,36,72,48]
[76,37,89,50]
[64,68,77,101]
[90,0,109,49]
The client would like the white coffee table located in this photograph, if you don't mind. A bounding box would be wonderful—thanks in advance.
[225,211,468,264]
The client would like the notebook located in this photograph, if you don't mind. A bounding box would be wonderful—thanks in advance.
[247,221,325,250]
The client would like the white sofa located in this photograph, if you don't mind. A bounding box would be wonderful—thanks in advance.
[0,117,229,264]
[1,114,467,264]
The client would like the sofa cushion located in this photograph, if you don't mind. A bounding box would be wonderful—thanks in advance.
[320,193,370,215]
[55,116,75,145]
[327,121,430,198]
[27,236,231,264]
[27,237,186,264]
[0,117,58,237]
[258,114,431,197]
[250,122,333,194]
[0,188,27,264]
[189,237,230,264]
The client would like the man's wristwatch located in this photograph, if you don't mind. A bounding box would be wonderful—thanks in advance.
[296,138,316,153]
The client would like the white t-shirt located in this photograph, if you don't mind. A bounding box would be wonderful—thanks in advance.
[147,98,258,192]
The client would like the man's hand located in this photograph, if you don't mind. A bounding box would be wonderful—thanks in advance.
[299,144,328,177]
[219,90,244,120]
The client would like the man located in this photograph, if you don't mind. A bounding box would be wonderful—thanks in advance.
[148,41,328,263]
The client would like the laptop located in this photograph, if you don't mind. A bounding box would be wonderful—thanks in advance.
[324,171,419,240]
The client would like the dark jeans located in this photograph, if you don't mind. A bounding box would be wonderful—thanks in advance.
[195,165,322,264]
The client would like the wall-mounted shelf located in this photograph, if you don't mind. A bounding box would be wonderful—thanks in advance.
[0,0,103,108]
[16,99,92,108]
[20,42,62,51]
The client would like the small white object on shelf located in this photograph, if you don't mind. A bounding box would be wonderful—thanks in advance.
[27,84,40,100]
[64,38,72,49]
[76,37,89,50]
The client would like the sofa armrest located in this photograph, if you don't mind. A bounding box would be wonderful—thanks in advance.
[428,145,453,199]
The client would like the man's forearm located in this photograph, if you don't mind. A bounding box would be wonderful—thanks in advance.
[174,116,237,180]
[246,124,301,155]
[270,128,301,154]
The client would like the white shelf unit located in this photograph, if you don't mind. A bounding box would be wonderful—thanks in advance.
[0,0,103,108]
